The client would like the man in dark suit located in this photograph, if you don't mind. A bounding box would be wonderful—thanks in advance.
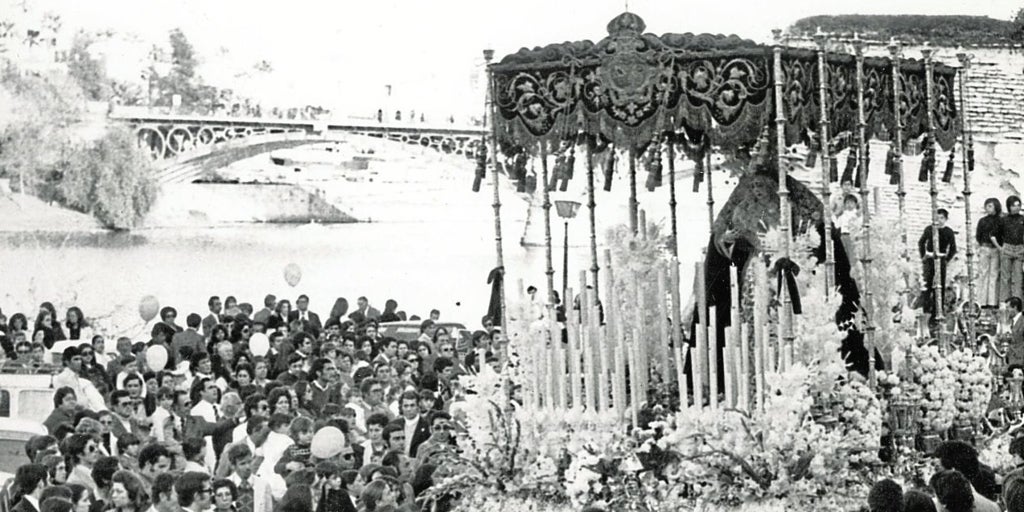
[202,296,222,338]
[288,295,322,337]
[398,391,431,458]
[172,314,205,359]
[10,464,46,512]
[1009,297,1024,368]
[253,294,276,326]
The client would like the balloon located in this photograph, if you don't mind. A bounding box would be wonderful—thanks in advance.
[249,333,270,356]
[139,295,160,322]
[146,345,168,371]
[311,427,345,459]
[283,263,302,287]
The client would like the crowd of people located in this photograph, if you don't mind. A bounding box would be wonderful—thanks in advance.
[864,439,1024,512]
[0,293,504,512]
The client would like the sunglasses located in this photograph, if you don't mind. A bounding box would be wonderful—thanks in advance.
[85,444,98,453]
[341,452,354,460]
[81,351,93,357]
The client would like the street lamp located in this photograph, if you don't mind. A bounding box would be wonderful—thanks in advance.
[555,199,582,302]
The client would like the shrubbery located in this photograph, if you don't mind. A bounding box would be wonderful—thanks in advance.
[0,65,159,230]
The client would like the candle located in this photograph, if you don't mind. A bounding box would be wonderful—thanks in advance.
[709,306,718,409]
[676,345,689,409]
[566,287,580,408]
[754,259,767,409]
[729,265,741,408]
[723,326,734,408]
[657,266,671,380]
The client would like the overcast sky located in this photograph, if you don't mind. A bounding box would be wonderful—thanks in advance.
[18,0,1024,116]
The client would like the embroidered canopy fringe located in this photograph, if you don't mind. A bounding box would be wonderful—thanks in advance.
[490,12,960,158]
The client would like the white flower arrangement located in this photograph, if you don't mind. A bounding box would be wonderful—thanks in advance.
[946,348,993,424]
[833,379,883,464]
[908,344,957,432]
[979,433,1017,475]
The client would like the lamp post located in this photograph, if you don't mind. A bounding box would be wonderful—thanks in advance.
[555,199,582,302]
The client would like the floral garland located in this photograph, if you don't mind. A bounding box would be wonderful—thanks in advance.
[907,345,957,432]
[947,348,993,425]
[833,379,884,465]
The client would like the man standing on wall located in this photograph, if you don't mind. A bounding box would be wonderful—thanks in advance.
[919,208,957,319]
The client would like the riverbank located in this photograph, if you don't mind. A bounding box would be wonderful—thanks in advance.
[0,186,104,232]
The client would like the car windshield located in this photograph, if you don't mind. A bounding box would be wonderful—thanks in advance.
[0,436,29,475]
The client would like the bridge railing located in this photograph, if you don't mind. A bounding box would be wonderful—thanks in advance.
[109,106,485,133]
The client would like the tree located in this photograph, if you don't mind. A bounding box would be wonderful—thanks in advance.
[1014,8,1024,41]
[154,28,209,111]
[0,65,84,192]
[66,31,109,101]
[58,126,159,230]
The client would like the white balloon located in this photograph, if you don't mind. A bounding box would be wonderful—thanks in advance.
[146,345,168,370]
[311,427,345,459]
[249,333,270,356]
[283,263,302,287]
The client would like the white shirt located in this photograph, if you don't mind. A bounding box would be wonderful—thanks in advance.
[190,400,219,471]
[54,368,106,412]
[150,407,171,442]
[23,495,39,512]
[403,415,419,456]
[256,432,291,501]
[232,421,248,444]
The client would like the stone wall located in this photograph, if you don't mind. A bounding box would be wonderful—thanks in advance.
[144,182,356,227]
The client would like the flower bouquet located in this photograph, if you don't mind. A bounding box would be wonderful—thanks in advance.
[907,344,957,434]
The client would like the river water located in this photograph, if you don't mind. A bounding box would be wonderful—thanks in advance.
[0,138,721,337]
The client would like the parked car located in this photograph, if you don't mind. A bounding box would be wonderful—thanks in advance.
[0,418,47,479]
[0,364,61,425]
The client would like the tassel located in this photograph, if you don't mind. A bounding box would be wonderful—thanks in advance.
[560,145,574,192]
[646,142,662,192]
[692,155,704,193]
[805,134,819,167]
[472,137,487,192]
[514,153,529,193]
[842,149,857,185]
[942,151,955,183]
[859,144,870,187]
[918,145,934,183]
[603,148,615,192]
[829,156,839,182]
[884,148,896,176]
[889,167,901,185]
[548,154,562,192]
[967,140,975,172]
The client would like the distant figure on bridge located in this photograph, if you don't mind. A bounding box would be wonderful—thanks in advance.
[377,109,383,123]
[396,111,402,121]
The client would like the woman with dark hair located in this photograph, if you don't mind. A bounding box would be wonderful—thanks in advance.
[63,434,101,497]
[229,317,252,345]
[252,356,270,389]
[267,387,292,416]
[108,470,149,511]
[40,302,67,341]
[292,381,314,419]
[977,197,1004,309]
[329,297,350,325]
[64,308,91,341]
[360,480,397,512]
[66,483,92,512]
[268,300,292,330]
[207,325,230,355]
[34,309,58,349]
[77,343,111,397]
[8,313,28,335]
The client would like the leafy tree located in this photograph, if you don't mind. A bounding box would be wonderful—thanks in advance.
[1014,8,1024,41]
[0,66,83,192]
[154,27,212,111]
[66,31,109,101]
[58,126,158,230]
